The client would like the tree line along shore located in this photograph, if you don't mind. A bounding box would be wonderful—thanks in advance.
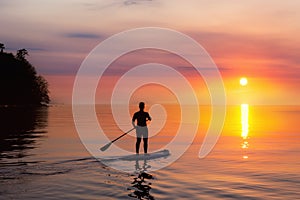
[0,43,50,106]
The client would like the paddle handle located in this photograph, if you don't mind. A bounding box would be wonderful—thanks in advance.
[111,127,135,143]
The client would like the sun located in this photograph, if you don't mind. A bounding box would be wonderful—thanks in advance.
[240,77,248,86]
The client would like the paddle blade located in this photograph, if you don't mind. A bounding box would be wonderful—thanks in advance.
[100,142,112,152]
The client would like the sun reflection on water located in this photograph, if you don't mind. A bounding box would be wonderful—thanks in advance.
[241,104,249,139]
[241,104,249,159]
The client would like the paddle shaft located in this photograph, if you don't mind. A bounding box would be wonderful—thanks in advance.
[100,120,150,151]
[112,119,149,143]
[100,127,136,151]
[110,127,135,143]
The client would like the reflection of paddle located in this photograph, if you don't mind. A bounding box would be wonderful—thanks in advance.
[100,127,136,152]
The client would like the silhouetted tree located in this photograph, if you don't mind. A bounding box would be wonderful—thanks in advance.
[0,48,50,105]
[0,43,4,53]
[16,48,28,60]
[34,75,50,104]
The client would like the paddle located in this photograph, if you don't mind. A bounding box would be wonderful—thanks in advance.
[100,127,136,151]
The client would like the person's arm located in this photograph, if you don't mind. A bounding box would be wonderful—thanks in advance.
[132,113,137,128]
[132,121,136,128]
[147,112,152,121]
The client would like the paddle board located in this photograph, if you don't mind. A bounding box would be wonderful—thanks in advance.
[102,149,170,162]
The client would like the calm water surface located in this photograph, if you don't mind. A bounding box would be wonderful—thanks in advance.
[0,105,299,199]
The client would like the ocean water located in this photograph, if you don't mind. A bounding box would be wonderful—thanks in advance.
[0,105,299,199]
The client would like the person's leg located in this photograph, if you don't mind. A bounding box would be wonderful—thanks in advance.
[136,126,142,154]
[143,138,148,154]
[142,127,149,154]
[136,138,141,154]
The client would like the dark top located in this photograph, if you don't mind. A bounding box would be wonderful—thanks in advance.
[132,111,151,127]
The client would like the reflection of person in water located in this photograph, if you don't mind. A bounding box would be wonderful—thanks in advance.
[128,170,154,199]
[132,102,152,154]
[135,158,151,173]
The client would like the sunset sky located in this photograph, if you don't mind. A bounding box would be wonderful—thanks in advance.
[1,0,300,105]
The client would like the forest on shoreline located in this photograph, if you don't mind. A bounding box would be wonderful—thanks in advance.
[0,43,50,106]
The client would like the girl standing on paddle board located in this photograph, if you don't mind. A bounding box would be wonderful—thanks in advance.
[132,102,152,154]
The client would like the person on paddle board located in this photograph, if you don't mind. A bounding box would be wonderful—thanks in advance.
[132,102,152,154]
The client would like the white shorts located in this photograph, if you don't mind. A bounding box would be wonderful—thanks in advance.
[136,126,148,138]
